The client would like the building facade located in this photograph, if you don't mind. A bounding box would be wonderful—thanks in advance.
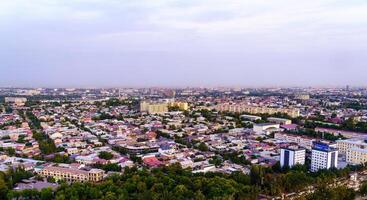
[140,101,168,114]
[336,139,367,154]
[280,147,306,168]
[38,166,104,182]
[311,142,338,172]
[274,132,315,149]
[214,103,300,118]
[346,148,367,165]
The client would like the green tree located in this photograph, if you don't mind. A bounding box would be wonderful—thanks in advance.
[360,181,367,196]
[98,151,114,160]
[40,188,54,200]
[197,142,209,151]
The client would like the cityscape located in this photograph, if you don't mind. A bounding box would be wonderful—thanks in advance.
[1,0,367,200]
[0,87,367,199]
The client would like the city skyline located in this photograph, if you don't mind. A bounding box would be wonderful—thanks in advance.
[1,0,367,88]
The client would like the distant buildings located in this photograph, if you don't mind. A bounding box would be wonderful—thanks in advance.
[214,103,300,118]
[169,101,189,111]
[140,100,189,114]
[316,127,367,139]
[5,97,27,106]
[311,142,338,172]
[295,94,310,100]
[140,101,168,114]
[280,146,306,168]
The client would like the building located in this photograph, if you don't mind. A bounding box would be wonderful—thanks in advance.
[311,142,338,172]
[214,103,300,118]
[268,117,292,125]
[253,123,280,134]
[140,100,189,114]
[280,146,306,168]
[38,166,104,182]
[316,127,367,139]
[4,97,27,106]
[274,132,316,149]
[295,94,310,100]
[346,148,367,165]
[337,139,367,164]
[168,101,189,111]
[119,143,159,155]
[336,139,367,155]
[140,101,168,114]
[240,114,261,121]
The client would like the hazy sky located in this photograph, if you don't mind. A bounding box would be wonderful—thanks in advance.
[1,0,367,88]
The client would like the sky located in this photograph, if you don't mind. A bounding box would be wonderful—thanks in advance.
[1,0,367,88]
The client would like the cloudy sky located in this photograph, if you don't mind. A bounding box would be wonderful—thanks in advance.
[1,0,367,88]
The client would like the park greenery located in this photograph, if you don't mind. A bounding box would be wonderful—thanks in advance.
[2,163,367,200]
[98,151,114,160]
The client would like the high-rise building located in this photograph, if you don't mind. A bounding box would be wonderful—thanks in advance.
[311,142,338,172]
[280,146,306,168]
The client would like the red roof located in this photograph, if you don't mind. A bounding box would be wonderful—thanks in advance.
[281,124,298,130]
[143,157,162,167]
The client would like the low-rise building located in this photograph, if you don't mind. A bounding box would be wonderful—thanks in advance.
[336,139,367,155]
[274,132,315,149]
[346,148,367,165]
[240,114,261,121]
[253,123,280,134]
[38,165,104,182]
[268,117,292,125]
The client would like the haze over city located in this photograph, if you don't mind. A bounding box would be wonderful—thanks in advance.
[1,0,367,87]
[3,1,367,199]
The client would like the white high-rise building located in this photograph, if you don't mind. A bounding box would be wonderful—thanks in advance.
[280,146,306,168]
[311,142,338,172]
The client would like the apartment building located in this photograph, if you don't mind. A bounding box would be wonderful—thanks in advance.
[38,166,104,182]
[336,139,367,164]
[346,148,367,165]
[140,101,168,114]
[4,97,27,106]
[336,139,367,154]
[214,103,300,118]
[168,101,189,111]
[140,100,189,114]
